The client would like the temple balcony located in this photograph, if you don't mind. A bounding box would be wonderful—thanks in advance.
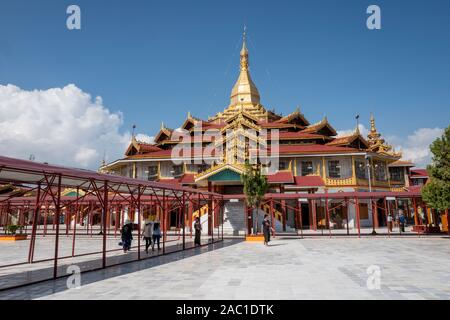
[325,176,356,186]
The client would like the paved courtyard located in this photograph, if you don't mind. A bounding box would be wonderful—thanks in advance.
[1,236,450,300]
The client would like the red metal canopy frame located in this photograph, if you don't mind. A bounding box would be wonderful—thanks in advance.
[0,156,224,289]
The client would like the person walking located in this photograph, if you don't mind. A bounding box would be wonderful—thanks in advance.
[194,217,202,246]
[387,213,393,232]
[121,219,133,253]
[142,219,154,254]
[399,209,406,233]
[152,219,161,251]
[262,214,272,246]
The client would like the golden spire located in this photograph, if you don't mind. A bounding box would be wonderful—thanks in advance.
[229,26,260,107]
[240,26,249,71]
[370,113,377,132]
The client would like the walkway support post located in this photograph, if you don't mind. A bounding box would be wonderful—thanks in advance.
[71,187,79,257]
[371,198,377,235]
[182,191,186,250]
[28,182,41,263]
[137,185,142,260]
[354,196,361,238]
[102,181,108,269]
[53,174,62,279]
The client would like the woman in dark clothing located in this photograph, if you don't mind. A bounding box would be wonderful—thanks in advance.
[121,219,133,253]
[262,214,271,246]
[194,217,202,246]
[152,220,161,251]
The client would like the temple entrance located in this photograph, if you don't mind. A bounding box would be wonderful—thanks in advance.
[300,203,310,229]
[169,211,178,228]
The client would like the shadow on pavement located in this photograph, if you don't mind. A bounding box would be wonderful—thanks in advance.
[0,239,242,300]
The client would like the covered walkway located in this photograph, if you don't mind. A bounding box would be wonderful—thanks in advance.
[0,156,224,290]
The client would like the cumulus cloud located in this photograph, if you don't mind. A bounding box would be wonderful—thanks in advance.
[336,122,443,168]
[135,134,155,144]
[0,84,140,169]
[337,124,368,137]
[388,127,444,168]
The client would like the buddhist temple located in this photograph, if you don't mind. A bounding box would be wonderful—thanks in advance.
[100,32,422,235]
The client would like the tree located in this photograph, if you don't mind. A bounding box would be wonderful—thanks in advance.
[241,162,269,234]
[422,126,450,212]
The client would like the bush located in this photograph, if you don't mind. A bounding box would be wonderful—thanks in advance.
[5,224,23,235]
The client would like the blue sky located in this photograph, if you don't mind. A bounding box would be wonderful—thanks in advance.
[0,0,449,168]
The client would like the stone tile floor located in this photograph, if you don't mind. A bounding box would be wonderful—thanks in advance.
[0,237,449,300]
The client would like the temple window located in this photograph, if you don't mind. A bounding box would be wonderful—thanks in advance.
[327,160,341,178]
[355,160,367,179]
[128,166,134,178]
[146,166,158,180]
[279,160,290,171]
[197,163,209,173]
[374,160,387,181]
[326,158,352,179]
[389,167,405,182]
[173,164,184,176]
[301,161,314,176]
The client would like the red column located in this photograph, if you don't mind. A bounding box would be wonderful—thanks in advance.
[102,181,108,268]
[384,197,390,235]
[298,199,303,238]
[371,199,379,234]
[137,186,141,260]
[446,209,450,236]
[312,200,317,231]
[270,199,275,237]
[354,197,361,238]
[413,197,419,226]
[325,196,331,238]
[28,183,41,263]
[281,199,287,232]
[53,174,62,279]
[345,198,349,235]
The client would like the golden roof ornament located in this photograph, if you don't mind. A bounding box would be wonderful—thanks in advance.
[367,113,401,157]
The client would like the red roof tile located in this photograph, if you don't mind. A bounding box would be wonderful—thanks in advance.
[293,176,325,187]
[410,169,428,177]
[180,174,196,184]
[267,171,294,183]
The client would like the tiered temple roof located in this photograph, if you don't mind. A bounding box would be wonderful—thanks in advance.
[113,31,401,167]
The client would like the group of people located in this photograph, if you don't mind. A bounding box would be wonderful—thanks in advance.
[387,209,406,232]
[120,218,162,253]
[120,216,204,253]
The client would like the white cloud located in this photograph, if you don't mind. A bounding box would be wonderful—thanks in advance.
[337,124,368,137]
[389,127,444,168]
[336,123,443,168]
[135,134,155,144]
[0,84,143,169]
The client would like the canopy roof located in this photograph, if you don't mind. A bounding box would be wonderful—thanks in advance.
[0,156,221,199]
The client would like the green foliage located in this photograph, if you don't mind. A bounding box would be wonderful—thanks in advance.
[422,126,450,211]
[5,224,22,235]
[241,162,269,209]
[422,180,450,212]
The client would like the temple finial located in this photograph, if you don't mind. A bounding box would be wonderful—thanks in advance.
[240,25,249,70]
[161,121,164,130]
[370,113,376,132]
